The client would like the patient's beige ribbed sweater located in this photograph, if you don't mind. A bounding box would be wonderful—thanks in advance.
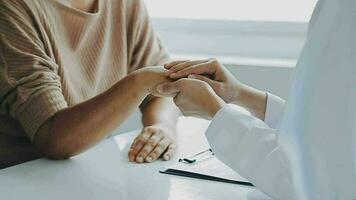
[0,0,168,141]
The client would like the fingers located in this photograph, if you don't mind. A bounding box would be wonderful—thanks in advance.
[129,126,176,163]
[164,60,188,69]
[188,74,214,85]
[135,131,164,163]
[169,62,216,79]
[145,138,172,162]
[156,81,180,96]
[157,78,212,97]
[162,143,176,161]
[172,93,184,106]
[167,60,209,74]
[128,128,154,162]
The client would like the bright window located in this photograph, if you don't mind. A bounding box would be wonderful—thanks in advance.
[144,0,317,22]
[144,0,319,68]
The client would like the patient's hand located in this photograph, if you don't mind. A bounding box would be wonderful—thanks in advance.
[132,66,172,96]
[128,124,176,163]
[128,66,177,163]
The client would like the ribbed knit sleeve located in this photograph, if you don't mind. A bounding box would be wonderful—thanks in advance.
[0,1,68,140]
[127,0,170,72]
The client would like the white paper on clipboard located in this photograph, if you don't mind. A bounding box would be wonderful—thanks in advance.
[160,153,253,186]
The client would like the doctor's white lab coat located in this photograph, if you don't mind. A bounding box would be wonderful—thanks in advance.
[205,0,356,199]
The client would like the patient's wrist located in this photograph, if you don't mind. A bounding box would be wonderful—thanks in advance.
[128,71,151,96]
[132,68,170,96]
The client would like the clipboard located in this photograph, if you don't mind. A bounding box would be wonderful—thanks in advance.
[159,149,254,186]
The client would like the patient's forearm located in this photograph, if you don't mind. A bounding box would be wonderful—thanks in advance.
[35,73,149,159]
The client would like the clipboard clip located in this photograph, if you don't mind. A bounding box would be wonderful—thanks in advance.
[178,149,215,164]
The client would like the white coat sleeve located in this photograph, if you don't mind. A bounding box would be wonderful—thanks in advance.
[264,93,286,129]
[206,104,297,200]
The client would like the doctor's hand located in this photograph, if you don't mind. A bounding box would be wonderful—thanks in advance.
[128,124,176,163]
[156,77,226,119]
[164,58,244,103]
[164,59,268,120]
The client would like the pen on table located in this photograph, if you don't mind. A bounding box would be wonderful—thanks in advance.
[179,149,214,164]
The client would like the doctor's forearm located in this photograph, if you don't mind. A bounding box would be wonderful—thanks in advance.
[234,84,267,120]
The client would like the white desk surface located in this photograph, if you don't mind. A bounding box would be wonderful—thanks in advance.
[0,117,272,200]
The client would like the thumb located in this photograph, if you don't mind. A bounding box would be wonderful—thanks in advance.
[156,82,180,97]
[188,74,214,85]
